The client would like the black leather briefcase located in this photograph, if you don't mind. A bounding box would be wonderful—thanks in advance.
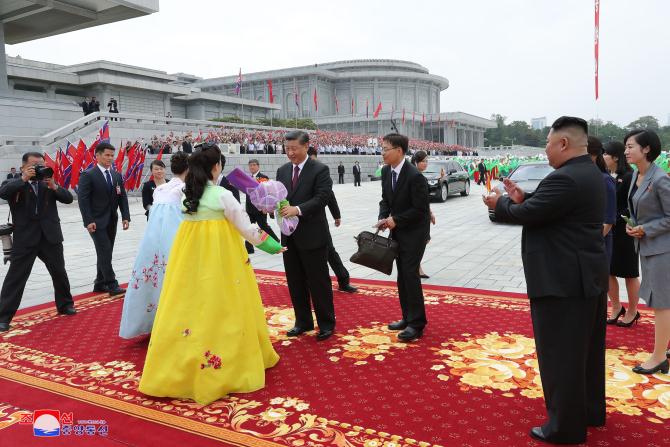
[350,230,398,275]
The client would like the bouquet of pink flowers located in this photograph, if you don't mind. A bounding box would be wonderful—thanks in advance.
[226,168,298,235]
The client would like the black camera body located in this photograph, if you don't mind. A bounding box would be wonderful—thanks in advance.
[32,164,54,181]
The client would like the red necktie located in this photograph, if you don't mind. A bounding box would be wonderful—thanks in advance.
[292,165,300,189]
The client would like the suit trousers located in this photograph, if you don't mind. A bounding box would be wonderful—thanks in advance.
[338,174,344,184]
[327,232,349,286]
[354,175,361,186]
[396,243,427,329]
[91,221,119,289]
[283,238,335,331]
[0,236,73,323]
[530,293,606,444]
[245,212,279,253]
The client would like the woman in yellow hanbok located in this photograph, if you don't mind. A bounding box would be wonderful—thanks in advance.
[139,144,283,405]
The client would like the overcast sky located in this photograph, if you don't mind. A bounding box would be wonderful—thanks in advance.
[6,0,670,127]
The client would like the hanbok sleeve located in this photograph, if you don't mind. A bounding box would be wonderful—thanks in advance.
[218,188,282,254]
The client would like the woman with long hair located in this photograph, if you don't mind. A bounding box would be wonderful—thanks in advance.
[587,136,616,264]
[411,150,436,279]
[139,144,284,404]
[119,152,189,339]
[603,141,640,327]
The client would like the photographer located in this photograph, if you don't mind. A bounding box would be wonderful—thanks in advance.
[107,97,118,121]
[0,153,76,332]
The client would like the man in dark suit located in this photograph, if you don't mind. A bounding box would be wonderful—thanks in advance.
[182,136,193,154]
[377,133,430,342]
[484,116,608,444]
[6,168,20,180]
[353,161,361,186]
[277,131,335,341]
[307,148,357,294]
[337,162,345,184]
[89,96,100,113]
[77,142,130,296]
[0,153,76,332]
[244,159,279,254]
[477,160,487,185]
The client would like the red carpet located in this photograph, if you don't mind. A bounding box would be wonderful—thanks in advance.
[2,270,670,446]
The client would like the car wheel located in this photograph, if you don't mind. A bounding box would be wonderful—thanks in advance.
[439,183,448,202]
[461,180,470,196]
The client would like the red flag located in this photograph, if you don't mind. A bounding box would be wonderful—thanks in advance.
[133,149,147,191]
[335,93,340,114]
[69,139,87,189]
[351,98,355,115]
[43,152,59,185]
[366,99,369,118]
[594,0,600,100]
[267,80,274,103]
[124,143,138,179]
[313,88,318,112]
[402,108,406,125]
[54,149,63,186]
[373,102,382,119]
[422,113,426,126]
[114,144,126,172]
[412,111,415,124]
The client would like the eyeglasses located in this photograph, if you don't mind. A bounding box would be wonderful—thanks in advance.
[381,147,400,153]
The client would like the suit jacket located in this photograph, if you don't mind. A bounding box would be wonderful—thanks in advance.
[328,192,341,220]
[378,161,430,248]
[0,178,73,248]
[628,162,670,256]
[495,155,608,299]
[276,158,332,250]
[218,176,240,203]
[353,165,361,176]
[77,167,130,229]
[245,172,270,216]
[6,173,20,180]
[337,165,345,174]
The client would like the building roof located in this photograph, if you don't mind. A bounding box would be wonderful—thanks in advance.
[1,0,158,44]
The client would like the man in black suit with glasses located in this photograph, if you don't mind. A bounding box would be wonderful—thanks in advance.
[0,152,76,332]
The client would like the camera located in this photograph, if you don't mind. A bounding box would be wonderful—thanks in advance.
[32,164,54,181]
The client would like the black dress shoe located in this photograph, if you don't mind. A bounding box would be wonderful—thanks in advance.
[58,305,77,316]
[316,329,334,341]
[287,326,311,337]
[0,322,10,332]
[606,306,626,324]
[398,327,423,342]
[419,274,430,279]
[616,311,640,327]
[633,359,669,375]
[387,320,408,331]
[529,426,584,444]
[92,285,108,293]
[108,287,126,296]
[338,284,358,294]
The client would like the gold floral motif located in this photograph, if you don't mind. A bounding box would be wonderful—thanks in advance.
[0,402,31,431]
[433,332,670,420]
[330,325,416,364]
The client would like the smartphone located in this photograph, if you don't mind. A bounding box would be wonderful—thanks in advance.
[621,214,636,227]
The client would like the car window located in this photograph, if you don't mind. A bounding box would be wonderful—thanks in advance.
[510,164,553,181]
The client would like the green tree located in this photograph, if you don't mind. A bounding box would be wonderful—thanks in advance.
[626,115,660,131]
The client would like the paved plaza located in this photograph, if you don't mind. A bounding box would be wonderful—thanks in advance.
[1,178,630,310]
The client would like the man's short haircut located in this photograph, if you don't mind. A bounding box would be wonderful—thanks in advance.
[22,152,44,163]
[95,142,115,155]
[551,116,588,135]
[624,129,662,162]
[383,133,409,154]
[248,159,260,165]
[285,130,309,145]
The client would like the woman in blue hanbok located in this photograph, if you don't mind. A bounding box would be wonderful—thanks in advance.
[119,152,189,339]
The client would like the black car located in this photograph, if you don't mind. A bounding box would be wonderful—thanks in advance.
[423,159,471,202]
[489,161,553,221]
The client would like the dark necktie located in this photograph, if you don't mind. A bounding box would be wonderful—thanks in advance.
[30,181,39,213]
[392,170,398,191]
[105,169,113,193]
[292,165,300,190]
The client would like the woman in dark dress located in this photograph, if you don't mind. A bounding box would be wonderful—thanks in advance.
[603,141,640,326]
[141,160,167,220]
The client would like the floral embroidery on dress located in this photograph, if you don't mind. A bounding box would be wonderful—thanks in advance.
[146,303,156,313]
[200,351,222,370]
[182,329,191,337]
[129,253,167,289]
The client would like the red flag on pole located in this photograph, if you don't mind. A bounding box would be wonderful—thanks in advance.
[373,102,382,119]
[334,90,339,114]
[267,80,274,103]
[351,98,355,115]
[44,152,58,185]
[402,108,406,125]
[422,113,426,126]
[313,88,318,112]
[594,0,600,100]
[412,111,415,124]
[366,100,369,118]
[69,139,87,189]
[114,144,126,172]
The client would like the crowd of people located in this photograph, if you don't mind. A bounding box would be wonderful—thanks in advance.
[143,127,479,157]
[1,117,669,444]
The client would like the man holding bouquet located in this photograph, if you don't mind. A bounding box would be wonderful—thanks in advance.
[276,131,335,341]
